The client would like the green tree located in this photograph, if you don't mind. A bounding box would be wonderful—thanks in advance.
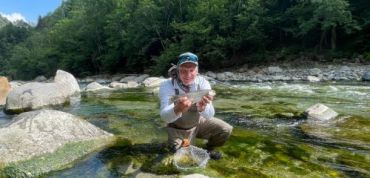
[286,0,359,51]
[0,24,30,76]
[2,0,370,79]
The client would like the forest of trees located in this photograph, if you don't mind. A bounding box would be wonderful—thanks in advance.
[0,0,369,80]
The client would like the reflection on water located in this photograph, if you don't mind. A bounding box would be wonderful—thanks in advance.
[0,106,12,127]
[47,152,115,178]
[1,82,369,177]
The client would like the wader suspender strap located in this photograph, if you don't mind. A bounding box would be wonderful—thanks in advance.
[169,77,200,130]
[172,77,201,95]
[172,78,179,95]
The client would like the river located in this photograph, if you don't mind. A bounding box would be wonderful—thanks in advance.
[1,81,369,177]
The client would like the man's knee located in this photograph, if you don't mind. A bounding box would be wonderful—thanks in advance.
[213,122,233,143]
[220,122,233,138]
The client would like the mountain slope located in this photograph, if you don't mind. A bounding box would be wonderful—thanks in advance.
[0,15,10,29]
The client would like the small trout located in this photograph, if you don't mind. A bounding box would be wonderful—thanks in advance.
[169,90,216,104]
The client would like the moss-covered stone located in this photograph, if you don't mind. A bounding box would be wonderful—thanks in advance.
[300,115,370,150]
[0,137,115,178]
[141,154,179,175]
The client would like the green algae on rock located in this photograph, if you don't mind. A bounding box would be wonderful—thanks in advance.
[0,109,115,177]
[0,138,115,177]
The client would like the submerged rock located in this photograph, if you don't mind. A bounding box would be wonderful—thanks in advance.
[304,103,338,121]
[299,115,370,151]
[0,109,114,177]
[362,70,370,81]
[5,70,80,113]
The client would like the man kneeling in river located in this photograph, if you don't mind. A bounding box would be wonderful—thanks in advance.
[159,52,233,160]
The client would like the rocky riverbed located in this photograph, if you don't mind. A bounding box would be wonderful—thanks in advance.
[75,64,370,90]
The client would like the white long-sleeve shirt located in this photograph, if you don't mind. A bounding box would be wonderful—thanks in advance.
[159,75,215,123]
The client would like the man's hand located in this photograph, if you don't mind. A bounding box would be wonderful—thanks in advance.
[174,96,192,115]
[196,94,213,112]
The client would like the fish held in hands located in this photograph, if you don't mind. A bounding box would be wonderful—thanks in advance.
[170,90,216,104]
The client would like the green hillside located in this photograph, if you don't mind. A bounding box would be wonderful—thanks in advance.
[0,15,10,29]
[1,0,370,80]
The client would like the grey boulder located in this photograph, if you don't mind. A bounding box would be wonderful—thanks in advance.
[5,70,80,113]
[0,109,114,177]
[84,81,112,91]
[305,103,338,121]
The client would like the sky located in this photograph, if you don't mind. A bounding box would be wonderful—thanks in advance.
[0,0,62,24]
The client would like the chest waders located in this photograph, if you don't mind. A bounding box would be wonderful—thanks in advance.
[166,77,233,153]
[166,78,201,152]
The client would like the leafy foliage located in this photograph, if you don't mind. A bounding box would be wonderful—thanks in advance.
[0,23,31,76]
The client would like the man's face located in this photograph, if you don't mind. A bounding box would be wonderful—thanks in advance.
[178,63,198,85]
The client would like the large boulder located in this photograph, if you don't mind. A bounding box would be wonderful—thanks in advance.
[119,75,137,83]
[109,81,139,89]
[5,70,80,113]
[0,109,114,177]
[142,77,166,88]
[109,81,128,89]
[304,103,338,121]
[33,75,47,82]
[134,74,150,83]
[205,71,217,79]
[84,82,111,91]
[216,73,227,81]
[307,76,320,82]
[309,68,322,76]
[9,81,24,90]
[267,66,283,74]
[0,77,11,105]
[54,70,80,93]
[339,65,351,72]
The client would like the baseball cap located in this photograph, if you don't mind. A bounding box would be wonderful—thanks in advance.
[177,52,198,66]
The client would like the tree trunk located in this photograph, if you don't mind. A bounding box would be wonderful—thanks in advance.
[319,30,327,52]
[331,26,336,50]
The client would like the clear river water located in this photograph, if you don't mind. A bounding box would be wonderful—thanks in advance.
[1,81,369,178]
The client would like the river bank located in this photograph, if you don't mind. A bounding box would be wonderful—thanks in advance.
[2,63,369,101]
[74,63,370,89]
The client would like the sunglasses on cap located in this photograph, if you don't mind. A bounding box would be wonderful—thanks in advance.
[177,52,198,66]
